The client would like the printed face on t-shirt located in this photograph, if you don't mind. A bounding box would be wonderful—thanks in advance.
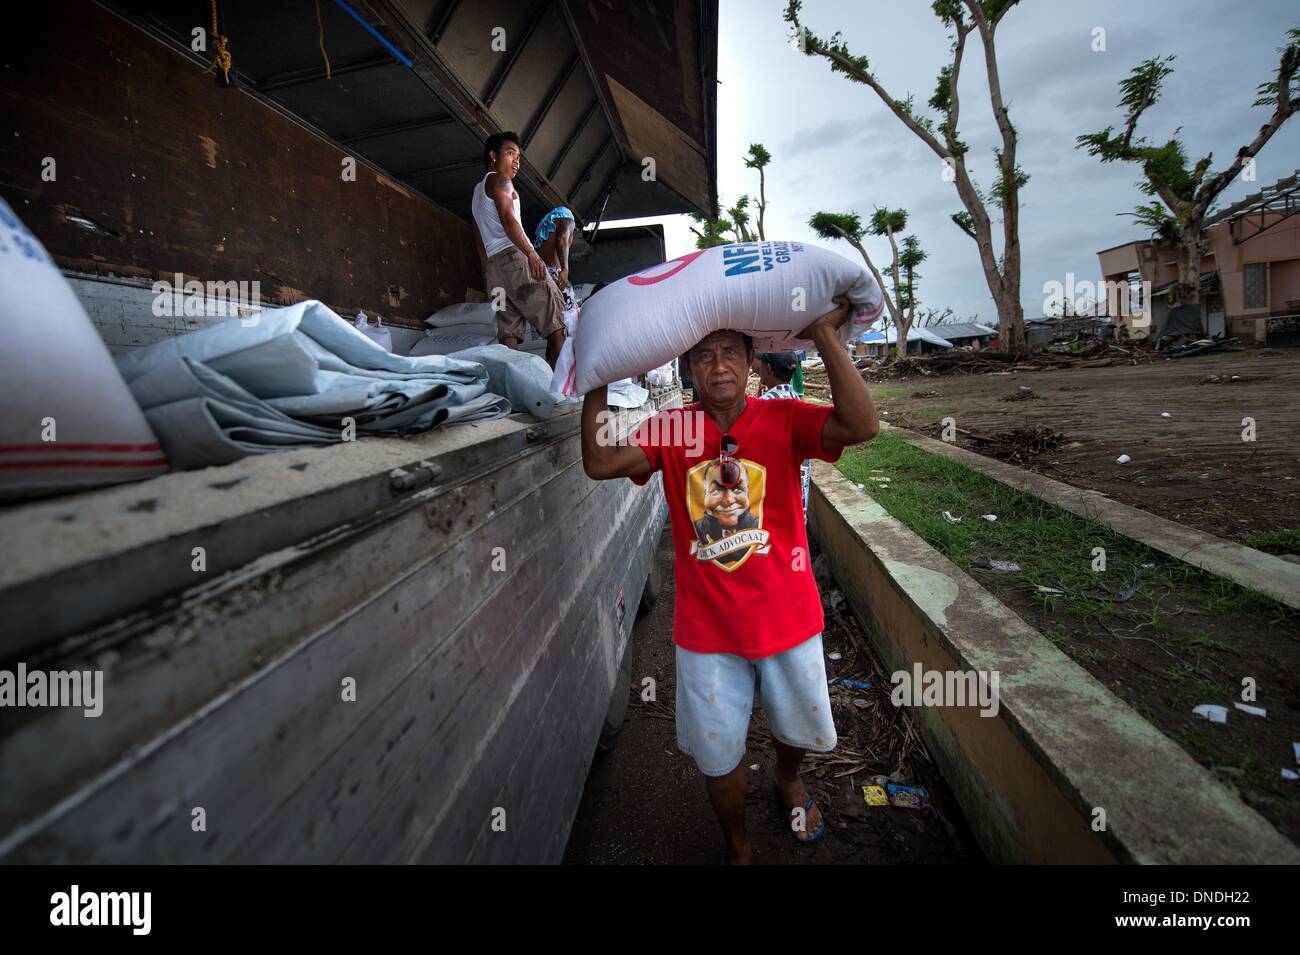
[702,461,750,528]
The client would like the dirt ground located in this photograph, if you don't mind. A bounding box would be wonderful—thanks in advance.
[819,349,1300,543]
[564,525,985,865]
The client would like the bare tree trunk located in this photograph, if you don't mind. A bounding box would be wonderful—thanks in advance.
[792,2,1028,353]
[1177,228,1202,307]
[757,169,767,241]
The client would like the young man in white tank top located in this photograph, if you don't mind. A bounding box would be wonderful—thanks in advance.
[471,132,567,368]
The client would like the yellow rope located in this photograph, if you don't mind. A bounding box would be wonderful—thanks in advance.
[202,0,233,85]
[316,0,332,79]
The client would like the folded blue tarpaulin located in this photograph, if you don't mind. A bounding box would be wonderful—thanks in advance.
[116,300,515,468]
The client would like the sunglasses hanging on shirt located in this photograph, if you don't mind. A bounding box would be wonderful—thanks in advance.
[717,434,742,489]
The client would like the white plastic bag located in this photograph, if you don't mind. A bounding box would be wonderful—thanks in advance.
[0,197,169,499]
[548,305,581,395]
[354,311,393,353]
[646,362,676,389]
[571,240,884,394]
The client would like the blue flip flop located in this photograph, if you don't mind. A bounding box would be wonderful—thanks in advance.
[778,783,826,845]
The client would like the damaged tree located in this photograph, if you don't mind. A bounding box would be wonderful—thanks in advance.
[745,143,772,240]
[1076,28,1300,309]
[786,0,1028,353]
[809,208,927,358]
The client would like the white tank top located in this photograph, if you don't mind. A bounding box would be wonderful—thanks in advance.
[472,172,519,257]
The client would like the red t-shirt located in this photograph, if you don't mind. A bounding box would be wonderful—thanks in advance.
[629,395,842,659]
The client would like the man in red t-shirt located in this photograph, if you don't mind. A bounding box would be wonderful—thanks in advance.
[580,298,879,864]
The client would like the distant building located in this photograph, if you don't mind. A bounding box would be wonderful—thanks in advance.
[858,325,955,356]
[927,322,998,349]
[1022,314,1113,348]
[1096,169,1300,344]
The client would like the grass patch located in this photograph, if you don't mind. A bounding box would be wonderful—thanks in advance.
[836,430,1294,627]
[1241,526,1300,556]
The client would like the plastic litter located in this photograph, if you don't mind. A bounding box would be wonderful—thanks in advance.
[827,652,842,661]
[353,311,393,353]
[989,560,1021,573]
[886,782,929,810]
[1233,702,1267,718]
[1116,454,1131,464]
[981,514,998,522]
[942,511,963,523]
[1283,768,1299,780]
[1160,412,1172,418]
[1192,704,1228,724]
[862,785,890,806]
[828,678,872,690]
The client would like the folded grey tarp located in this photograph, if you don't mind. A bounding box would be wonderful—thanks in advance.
[116,301,515,469]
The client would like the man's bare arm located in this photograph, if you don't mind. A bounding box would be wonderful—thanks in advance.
[581,385,651,480]
[799,301,879,449]
[489,176,546,279]
[556,220,573,288]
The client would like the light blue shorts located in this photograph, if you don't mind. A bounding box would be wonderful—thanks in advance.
[675,633,838,776]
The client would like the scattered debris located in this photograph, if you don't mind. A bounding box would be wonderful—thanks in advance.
[1164,337,1243,359]
[980,514,998,522]
[911,389,940,398]
[859,341,1151,380]
[1035,585,1067,595]
[942,510,963,524]
[1283,768,1299,780]
[828,652,843,661]
[829,677,873,690]
[862,785,890,806]
[1192,704,1228,724]
[886,782,929,809]
[948,425,1068,465]
[1116,454,1131,464]
[1234,703,1267,718]
[999,385,1039,402]
[1160,412,1172,418]
[989,559,1021,573]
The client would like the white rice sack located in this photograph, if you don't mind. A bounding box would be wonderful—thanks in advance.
[408,332,495,357]
[0,197,168,500]
[424,302,495,333]
[572,240,884,394]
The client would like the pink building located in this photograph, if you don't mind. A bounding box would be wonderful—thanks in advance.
[1096,170,1300,344]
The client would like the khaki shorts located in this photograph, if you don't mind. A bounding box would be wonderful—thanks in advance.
[483,246,566,342]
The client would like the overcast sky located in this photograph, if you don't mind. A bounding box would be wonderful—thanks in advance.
[604,0,1300,325]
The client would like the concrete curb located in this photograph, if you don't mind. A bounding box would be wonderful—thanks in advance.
[809,461,1299,864]
[882,423,1300,612]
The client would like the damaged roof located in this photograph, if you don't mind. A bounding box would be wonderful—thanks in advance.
[105,0,718,227]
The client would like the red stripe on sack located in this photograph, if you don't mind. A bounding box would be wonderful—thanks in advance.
[0,443,163,453]
[0,458,169,469]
